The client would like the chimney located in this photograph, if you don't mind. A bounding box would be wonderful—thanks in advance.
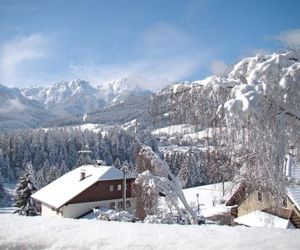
[80,170,86,181]
[95,160,106,166]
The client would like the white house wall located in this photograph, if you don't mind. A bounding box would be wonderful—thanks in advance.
[60,198,136,218]
[41,203,62,217]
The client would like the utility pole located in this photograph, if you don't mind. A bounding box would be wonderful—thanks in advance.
[121,165,128,211]
[196,193,200,214]
[76,145,92,168]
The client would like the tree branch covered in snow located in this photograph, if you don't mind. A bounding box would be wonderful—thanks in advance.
[149,50,300,202]
[134,145,197,224]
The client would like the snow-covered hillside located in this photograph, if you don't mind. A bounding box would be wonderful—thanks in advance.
[0,214,299,250]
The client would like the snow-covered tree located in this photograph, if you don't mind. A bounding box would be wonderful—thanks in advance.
[150,49,300,204]
[0,172,4,205]
[14,163,37,215]
[134,145,198,224]
[0,126,144,184]
[220,51,300,200]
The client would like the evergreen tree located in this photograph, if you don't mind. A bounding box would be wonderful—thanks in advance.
[0,172,4,205]
[114,158,121,169]
[14,164,37,215]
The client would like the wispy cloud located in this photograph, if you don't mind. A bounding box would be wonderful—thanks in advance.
[210,60,227,76]
[70,23,213,90]
[0,98,26,113]
[0,34,48,85]
[274,29,300,49]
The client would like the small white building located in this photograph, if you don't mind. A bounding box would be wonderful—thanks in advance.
[31,164,135,219]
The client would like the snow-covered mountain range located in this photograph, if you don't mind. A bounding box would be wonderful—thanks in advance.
[22,79,105,116]
[0,78,152,130]
[22,78,152,116]
[0,84,52,130]
[0,49,299,132]
[97,77,151,104]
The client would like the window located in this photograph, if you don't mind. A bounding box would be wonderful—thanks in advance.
[118,201,123,209]
[109,202,115,209]
[282,198,287,207]
[126,200,131,208]
[257,192,262,202]
[109,185,114,192]
[117,184,122,191]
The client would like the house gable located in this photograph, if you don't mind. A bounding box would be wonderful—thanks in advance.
[237,191,276,217]
[67,178,135,205]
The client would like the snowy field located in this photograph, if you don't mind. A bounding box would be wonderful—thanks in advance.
[181,182,236,217]
[0,214,300,250]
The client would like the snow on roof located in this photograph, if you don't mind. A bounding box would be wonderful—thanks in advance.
[286,154,300,180]
[31,165,134,209]
[287,185,300,211]
[290,159,300,180]
[234,210,294,229]
[286,154,300,210]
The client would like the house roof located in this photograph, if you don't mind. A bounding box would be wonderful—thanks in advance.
[31,164,134,209]
[234,210,294,229]
[286,154,300,180]
[286,154,300,211]
[287,186,300,211]
[225,183,245,206]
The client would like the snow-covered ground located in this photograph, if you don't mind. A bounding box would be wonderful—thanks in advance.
[152,124,196,137]
[0,214,299,250]
[181,182,237,218]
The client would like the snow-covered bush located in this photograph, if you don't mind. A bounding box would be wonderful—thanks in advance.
[93,208,135,222]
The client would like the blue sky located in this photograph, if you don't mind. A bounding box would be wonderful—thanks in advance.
[0,0,300,89]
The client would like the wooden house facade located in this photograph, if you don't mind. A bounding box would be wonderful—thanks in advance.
[32,164,135,219]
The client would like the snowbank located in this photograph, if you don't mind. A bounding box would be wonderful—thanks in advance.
[0,214,299,250]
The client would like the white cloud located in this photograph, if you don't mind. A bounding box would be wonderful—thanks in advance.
[275,29,300,49]
[70,23,213,90]
[210,60,227,76]
[0,98,25,113]
[0,34,48,85]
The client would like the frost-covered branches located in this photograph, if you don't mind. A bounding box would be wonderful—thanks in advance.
[134,145,197,224]
[150,79,230,129]
[149,50,300,202]
[222,51,300,194]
